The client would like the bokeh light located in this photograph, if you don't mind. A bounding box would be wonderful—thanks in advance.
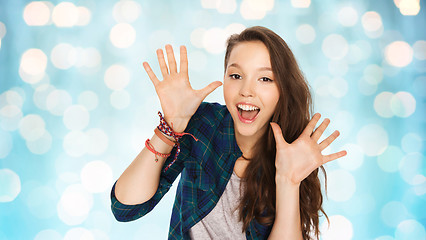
[0,129,13,158]
[327,169,356,202]
[395,219,426,240]
[377,145,404,173]
[203,27,228,54]
[240,0,274,20]
[63,131,89,157]
[26,130,52,154]
[291,0,311,8]
[401,132,422,153]
[216,0,238,14]
[362,11,384,38]
[51,43,77,70]
[46,89,73,116]
[76,7,91,26]
[385,41,413,67]
[52,2,79,27]
[78,91,99,111]
[0,21,6,38]
[23,1,52,26]
[86,128,109,155]
[322,34,349,60]
[374,91,394,118]
[34,229,62,240]
[63,227,94,240]
[19,114,46,141]
[57,184,93,225]
[19,48,48,82]
[0,104,23,131]
[80,161,113,193]
[63,105,90,130]
[320,215,353,240]
[110,90,131,109]
[113,0,142,23]
[109,23,136,48]
[191,28,207,48]
[357,124,389,156]
[398,0,421,16]
[390,91,416,117]
[0,169,21,202]
[296,24,316,44]
[338,6,359,27]
[381,201,411,227]
[412,40,426,60]
[337,143,364,171]
[104,64,130,90]
[328,60,348,76]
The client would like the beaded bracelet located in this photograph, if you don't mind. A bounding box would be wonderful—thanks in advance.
[156,111,198,172]
[145,139,171,162]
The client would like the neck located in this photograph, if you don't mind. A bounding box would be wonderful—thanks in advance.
[235,131,259,159]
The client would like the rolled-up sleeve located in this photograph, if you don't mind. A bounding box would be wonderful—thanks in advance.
[110,144,186,222]
[109,103,210,222]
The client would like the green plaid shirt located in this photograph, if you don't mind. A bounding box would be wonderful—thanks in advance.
[111,102,273,239]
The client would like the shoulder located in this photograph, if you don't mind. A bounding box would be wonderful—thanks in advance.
[189,102,228,129]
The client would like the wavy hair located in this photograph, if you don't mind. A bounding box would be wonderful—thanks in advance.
[224,26,328,239]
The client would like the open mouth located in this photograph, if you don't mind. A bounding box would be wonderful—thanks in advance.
[236,103,260,123]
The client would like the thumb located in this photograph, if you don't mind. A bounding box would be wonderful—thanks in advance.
[198,81,223,100]
[270,122,287,148]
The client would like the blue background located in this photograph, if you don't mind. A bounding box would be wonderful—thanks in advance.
[0,0,425,239]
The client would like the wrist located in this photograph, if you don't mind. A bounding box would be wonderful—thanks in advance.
[275,174,300,188]
[165,118,189,133]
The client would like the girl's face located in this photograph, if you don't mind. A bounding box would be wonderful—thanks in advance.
[224,41,280,142]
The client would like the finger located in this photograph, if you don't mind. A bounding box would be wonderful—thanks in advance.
[323,150,347,164]
[197,81,223,100]
[270,122,288,148]
[165,44,178,74]
[311,118,330,142]
[179,45,188,74]
[319,130,340,151]
[142,62,160,87]
[157,49,169,77]
[301,113,321,137]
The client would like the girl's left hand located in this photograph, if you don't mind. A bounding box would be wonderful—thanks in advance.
[270,113,347,185]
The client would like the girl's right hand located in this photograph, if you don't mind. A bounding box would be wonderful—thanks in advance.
[143,45,222,133]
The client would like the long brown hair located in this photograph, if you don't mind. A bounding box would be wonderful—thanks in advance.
[224,26,328,239]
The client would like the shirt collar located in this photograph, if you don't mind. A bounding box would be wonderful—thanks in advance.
[221,108,242,155]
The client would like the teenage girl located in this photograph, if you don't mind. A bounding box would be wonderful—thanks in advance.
[111,26,347,240]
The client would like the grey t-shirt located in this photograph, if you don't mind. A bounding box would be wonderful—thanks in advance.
[189,170,246,239]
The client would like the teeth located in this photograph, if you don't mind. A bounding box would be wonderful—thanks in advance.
[237,104,260,111]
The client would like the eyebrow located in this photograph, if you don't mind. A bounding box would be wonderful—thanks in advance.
[228,63,272,72]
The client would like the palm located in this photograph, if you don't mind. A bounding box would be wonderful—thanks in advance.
[143,45,222,132]
[153,63,199,121]
[270,114,347,185]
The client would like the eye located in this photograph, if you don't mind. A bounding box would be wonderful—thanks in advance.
[229,74,242,80]
[260,77,273,82]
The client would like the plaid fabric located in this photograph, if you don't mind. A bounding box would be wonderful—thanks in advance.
[111,102,273,239]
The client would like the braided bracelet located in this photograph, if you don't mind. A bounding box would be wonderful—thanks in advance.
[157,111,198,172]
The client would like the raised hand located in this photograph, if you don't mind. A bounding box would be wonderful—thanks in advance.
[143,45,222,132]
[270,113,347,185]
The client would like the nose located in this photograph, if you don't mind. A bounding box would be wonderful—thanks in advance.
[239,78,255,97]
